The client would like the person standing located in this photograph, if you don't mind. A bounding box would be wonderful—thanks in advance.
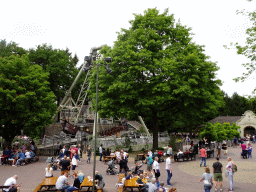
[99,144,103,161]
[144,154,153,178]
[71,150,79,175]
[55,142,62,156]
[165,154,172,186]
[198,167,214,192]
[247,143,252,158]
[77,144,82,162]
[153,157,160,180]
[216,143,221,158]
[58,156,71,175]
[200,146,207,167]
[222,142,228,156]
[87,145,92,164]
[212,157,223,191]
[226,157,234,191]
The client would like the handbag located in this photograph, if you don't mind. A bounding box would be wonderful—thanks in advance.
[203,180,212,188]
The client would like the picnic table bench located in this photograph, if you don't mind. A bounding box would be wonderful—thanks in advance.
[0,186,11,192]
[123,178,142,192]
[104,155,116,163]
[174,152,196,162]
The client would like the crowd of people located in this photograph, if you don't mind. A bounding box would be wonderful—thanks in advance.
[1,133,255,192]
[1,138,38,166]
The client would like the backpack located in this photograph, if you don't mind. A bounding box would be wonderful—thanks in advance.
[232,164,237,172]
[148,157,153,165]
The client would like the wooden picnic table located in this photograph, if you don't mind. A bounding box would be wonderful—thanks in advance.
[124,178,141,192]
[80,177,97,192]
[104,155,116,163]
[35,177,58,192]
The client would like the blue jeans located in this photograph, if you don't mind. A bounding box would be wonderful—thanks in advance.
[87,154,91,163]
[66,186,79,192]
[99,153,102,161]
[201,157,206,167]
[204,187,211,192]
[59,185,70,192]
[166,170,172,185]
[15,158,24,166]
[228,172,233,190]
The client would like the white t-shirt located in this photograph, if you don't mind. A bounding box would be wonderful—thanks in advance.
[99,147,102,154]
[45,167,53,177]
[165,157,172,170]
[115,151,121,159]
[55,175,68,189]
[153,160,160,170]
[148,151,153,158]
[123,152,127,159]
[25,151,31,158]
[72,156,78,166]
[3,177,16,192]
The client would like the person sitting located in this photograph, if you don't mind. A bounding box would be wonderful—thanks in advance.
[15,150,25,166]
[66,173,81,192]
[77,170,85,183]
[95,171,105,190]
[176,149,183,160]
[45,163,53,178]
[147,177,158,192]
[24,150,31,163]
[122,171,132,184]
[184,150,190,155]
[136,174,147,192]
[159,181,166,192]
[55,172,70,192]
[3,175,20,192]
[2,147,10,165]
[134,162,143,176]
[106,148,111,157]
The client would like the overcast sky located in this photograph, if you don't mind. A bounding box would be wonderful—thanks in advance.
[1,0,256,98]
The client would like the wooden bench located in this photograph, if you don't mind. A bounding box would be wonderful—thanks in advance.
[174,153,196,162]
[0,186,10,192]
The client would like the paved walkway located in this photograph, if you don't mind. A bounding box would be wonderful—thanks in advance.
[0,143,255,191]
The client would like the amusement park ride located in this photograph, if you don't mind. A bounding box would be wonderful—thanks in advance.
[52,46,122,135]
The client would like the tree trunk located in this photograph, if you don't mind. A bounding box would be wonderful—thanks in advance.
[152,110,159,150]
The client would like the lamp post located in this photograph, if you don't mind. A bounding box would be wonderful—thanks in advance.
[84,48,112,192]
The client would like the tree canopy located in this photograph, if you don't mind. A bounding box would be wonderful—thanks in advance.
[200,122,240,143]
[0,54,57,143]
[89,8,224,149]
[28,44,83,107]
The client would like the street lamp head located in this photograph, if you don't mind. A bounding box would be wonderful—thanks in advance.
[84,56,91,62]
[104,57,112,63]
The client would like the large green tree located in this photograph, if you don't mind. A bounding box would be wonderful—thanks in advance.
[0,54,56,143]
[89,8,224,149]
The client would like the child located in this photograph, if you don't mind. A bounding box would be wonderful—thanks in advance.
[159,181,166,192]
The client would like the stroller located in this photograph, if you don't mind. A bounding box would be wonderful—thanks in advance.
[46,157,58,170]
[132,162,144,176]
[106,160,118,175]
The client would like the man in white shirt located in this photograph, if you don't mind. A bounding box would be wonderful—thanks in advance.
[99,144,103,161]
[165,154,172,186]
[55,173,70,192]
[3,175,18,192]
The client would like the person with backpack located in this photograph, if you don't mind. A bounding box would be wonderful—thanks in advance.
[198,167,214,192]
[144,154,153,178]
[226,157,235,192]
